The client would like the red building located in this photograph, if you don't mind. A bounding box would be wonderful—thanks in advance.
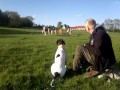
[70,26,85,30]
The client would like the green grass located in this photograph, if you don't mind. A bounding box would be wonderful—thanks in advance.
[0,27,120,90]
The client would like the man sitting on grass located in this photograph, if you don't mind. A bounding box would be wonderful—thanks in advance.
[72,18,116,78]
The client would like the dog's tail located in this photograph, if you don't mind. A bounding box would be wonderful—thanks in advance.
[50,72,60,87]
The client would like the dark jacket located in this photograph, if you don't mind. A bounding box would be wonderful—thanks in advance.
[86,26,116,71]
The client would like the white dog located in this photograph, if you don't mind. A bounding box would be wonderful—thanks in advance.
[98,68,120,82]
[50,39,67,87]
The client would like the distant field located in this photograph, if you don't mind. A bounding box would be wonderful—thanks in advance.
[0,27,120,90]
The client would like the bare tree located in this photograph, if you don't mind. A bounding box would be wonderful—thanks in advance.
[104,19,120,30]
[104,19,114,29]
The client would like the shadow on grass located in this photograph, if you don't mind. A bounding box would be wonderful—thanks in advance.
[0,28,41,34]
[63,68,82,79]
[115,61,120,69]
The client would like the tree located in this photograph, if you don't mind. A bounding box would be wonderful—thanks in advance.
[57,21,63,30]
[0,9,34,28]
[104,19,120,30]
[0,9,4,26]
[0,9,9,26]
[6,11,21,27]
[20,17,33,28]
[113,19,120,29]
[26,16,34,21]
[104,19,114,29]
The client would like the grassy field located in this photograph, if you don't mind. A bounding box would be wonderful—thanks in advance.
[0,27,120,90]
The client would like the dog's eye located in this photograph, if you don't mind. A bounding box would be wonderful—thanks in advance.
[56,54,60,58]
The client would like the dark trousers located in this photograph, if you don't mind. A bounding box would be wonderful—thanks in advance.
[73,45,95,71]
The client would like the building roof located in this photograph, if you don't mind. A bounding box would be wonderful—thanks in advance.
[70,26,85,28]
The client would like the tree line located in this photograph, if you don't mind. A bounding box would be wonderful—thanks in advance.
[0,9,68,29]
[0,9,34,28]
[103,19,120,31]
[1,9,120,31]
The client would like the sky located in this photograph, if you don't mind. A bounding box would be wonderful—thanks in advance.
[0,0,120,26]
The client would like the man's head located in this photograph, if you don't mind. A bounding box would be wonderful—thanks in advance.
[56,39,65,46]
[85,19,96,34]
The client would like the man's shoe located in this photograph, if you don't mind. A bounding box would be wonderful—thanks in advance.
[86,66,93,72]
[85,70,99,78]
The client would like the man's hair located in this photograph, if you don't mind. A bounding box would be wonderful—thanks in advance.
[85,19,96,29]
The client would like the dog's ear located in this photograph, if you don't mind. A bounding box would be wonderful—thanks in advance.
[62,40,65,45]
[56,39,65,45]
[56,39,59,45]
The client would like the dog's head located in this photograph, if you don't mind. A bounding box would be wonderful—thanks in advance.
[56,39,65,45]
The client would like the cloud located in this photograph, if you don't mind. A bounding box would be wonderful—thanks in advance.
[39,15,51,20]
[34,14,56,25]
[32,15,37,18]
[33,14,51,21]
